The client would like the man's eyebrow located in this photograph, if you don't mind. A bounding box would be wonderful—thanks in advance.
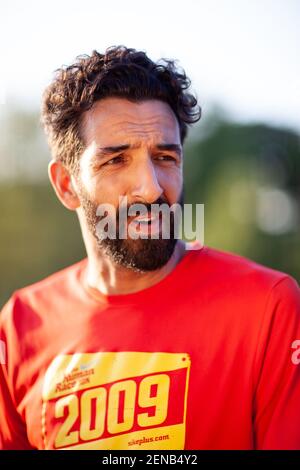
[96,145,130,156]
[156,143,182,155]
[96,143,182,157]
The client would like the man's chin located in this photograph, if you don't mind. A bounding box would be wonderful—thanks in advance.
[98,237,177,272]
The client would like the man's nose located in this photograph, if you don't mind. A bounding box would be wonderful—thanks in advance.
[130,158,163,203]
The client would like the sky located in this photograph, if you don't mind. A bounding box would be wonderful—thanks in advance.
[0,0,300,131]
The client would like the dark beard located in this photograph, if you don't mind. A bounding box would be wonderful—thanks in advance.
[78,187,184,272]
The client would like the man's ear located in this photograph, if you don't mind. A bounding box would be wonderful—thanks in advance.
[48,160,80,210]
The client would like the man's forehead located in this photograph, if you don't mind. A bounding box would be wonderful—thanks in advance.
[82,97,180,144]
[88,97,176,118]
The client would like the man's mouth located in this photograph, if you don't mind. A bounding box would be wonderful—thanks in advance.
[131,213,158,225]
[129,212,162,236]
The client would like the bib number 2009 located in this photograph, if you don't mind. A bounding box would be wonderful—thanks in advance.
[54,373,170,448]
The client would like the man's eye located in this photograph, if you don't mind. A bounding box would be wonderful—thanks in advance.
[156,155,176,162]
[104,155,124,166]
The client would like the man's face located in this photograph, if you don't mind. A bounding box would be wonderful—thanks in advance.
[77,97,183,271]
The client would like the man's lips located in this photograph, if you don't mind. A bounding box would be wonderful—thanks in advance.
[127,212,162,235]
[130,211,163,224]
[131,214,158,224]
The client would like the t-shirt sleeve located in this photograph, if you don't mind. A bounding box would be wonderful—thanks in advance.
[253,275,300,449]
[0,296,34,450]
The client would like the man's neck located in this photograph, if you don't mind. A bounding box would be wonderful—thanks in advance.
[84,240,187,296]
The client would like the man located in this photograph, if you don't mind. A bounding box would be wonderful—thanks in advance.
[1,46,300,450]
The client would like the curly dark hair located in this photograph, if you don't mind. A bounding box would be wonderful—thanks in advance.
[41,46,201,172]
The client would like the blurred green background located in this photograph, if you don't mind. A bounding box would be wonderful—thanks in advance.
[0,106,299,308]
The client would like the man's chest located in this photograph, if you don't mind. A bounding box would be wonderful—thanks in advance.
[18,296,258,449]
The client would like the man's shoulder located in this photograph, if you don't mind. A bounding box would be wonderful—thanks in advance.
[187,245,300,327]
[0,258,87,320]
[190,244,296,291]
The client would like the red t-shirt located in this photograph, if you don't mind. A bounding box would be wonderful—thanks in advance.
[1,245,300,450]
